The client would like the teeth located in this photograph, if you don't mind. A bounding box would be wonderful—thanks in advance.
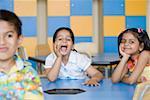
[61,46,67,48]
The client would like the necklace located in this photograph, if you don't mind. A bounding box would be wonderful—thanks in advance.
[127,55,139,72]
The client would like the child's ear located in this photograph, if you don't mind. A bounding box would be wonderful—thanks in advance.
[17,35,23,47]
[139,43,144,51]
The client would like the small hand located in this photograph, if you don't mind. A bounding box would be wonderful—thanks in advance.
[54,42,62,57]
[119,45,130,58]
[82,79,100,86]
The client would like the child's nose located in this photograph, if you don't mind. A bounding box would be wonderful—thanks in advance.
[124,41,129,46]
[0,37,5,45]
[62,39,67,42]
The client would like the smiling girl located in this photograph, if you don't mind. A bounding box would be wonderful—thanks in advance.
[112,28,150,84]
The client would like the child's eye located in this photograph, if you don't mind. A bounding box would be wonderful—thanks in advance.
[56,38,62,41]
[6,31,14,38]
[57,38,62,41]
[8,34,13,38]
[121,39,126,43]
[66,38,71,41]
[129,41,135,44]
[7,32,14,38]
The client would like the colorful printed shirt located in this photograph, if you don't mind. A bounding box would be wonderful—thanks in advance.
[0,55,43,100]
[45,51,91,79]
[127,56,150,82]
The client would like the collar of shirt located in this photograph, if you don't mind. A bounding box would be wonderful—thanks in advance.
[0,55,24,75]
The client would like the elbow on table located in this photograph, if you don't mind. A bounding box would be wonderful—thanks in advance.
[128,79,136,85]
[124,77,137,85]
[48,77,56,82]
[47,72,57,82]
[111,78,120,83]
[47,76,57,82]
[112,77,136,84]
[111,75,120,83]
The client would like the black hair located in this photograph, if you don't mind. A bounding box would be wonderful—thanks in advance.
[118,28,150,56]
[0,9,22,36]
[53,27,75,44]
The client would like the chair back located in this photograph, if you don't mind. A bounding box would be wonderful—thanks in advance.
[35,44,51,56]
[74,42,96,57]
[18,46,28,60]
[133,82,150,100]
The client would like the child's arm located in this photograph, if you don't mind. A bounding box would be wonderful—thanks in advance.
[111,56,129,83]
[46,56,62,82]
[121,51,149,84]
[46,42,62,82]
[112,45,130,83]
[83,66,104,86]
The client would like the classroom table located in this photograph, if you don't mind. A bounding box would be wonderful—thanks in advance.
[91,53,120,78]
[91,53,120,65]
[41,77,136,100]
[29,53,120,78]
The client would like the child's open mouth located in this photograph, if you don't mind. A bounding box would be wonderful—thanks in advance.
[60,45,67,52]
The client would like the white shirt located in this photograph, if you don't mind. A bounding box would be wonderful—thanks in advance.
[44,51,92,79]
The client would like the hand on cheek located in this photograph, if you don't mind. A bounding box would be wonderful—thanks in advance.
[119,45,130,58]
[54,42,62,57]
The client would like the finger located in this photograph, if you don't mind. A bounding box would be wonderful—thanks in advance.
[82,82,90,86]
[87,83,99,87]
[95,83,100,86]
[119,45,123,52]
[53,43,57,50]
[82,82,100,87]
[82,82,88,85]
[57,42,61,48]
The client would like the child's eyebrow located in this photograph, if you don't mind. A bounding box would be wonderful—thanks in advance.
[128,39,136,41]
[6,30,14,33]
[5,31,15,35]
[0,30,13,35]
[122,38,136,40]
[3,31,15,36]
[66,36,71,38]
[56,36,62,38]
